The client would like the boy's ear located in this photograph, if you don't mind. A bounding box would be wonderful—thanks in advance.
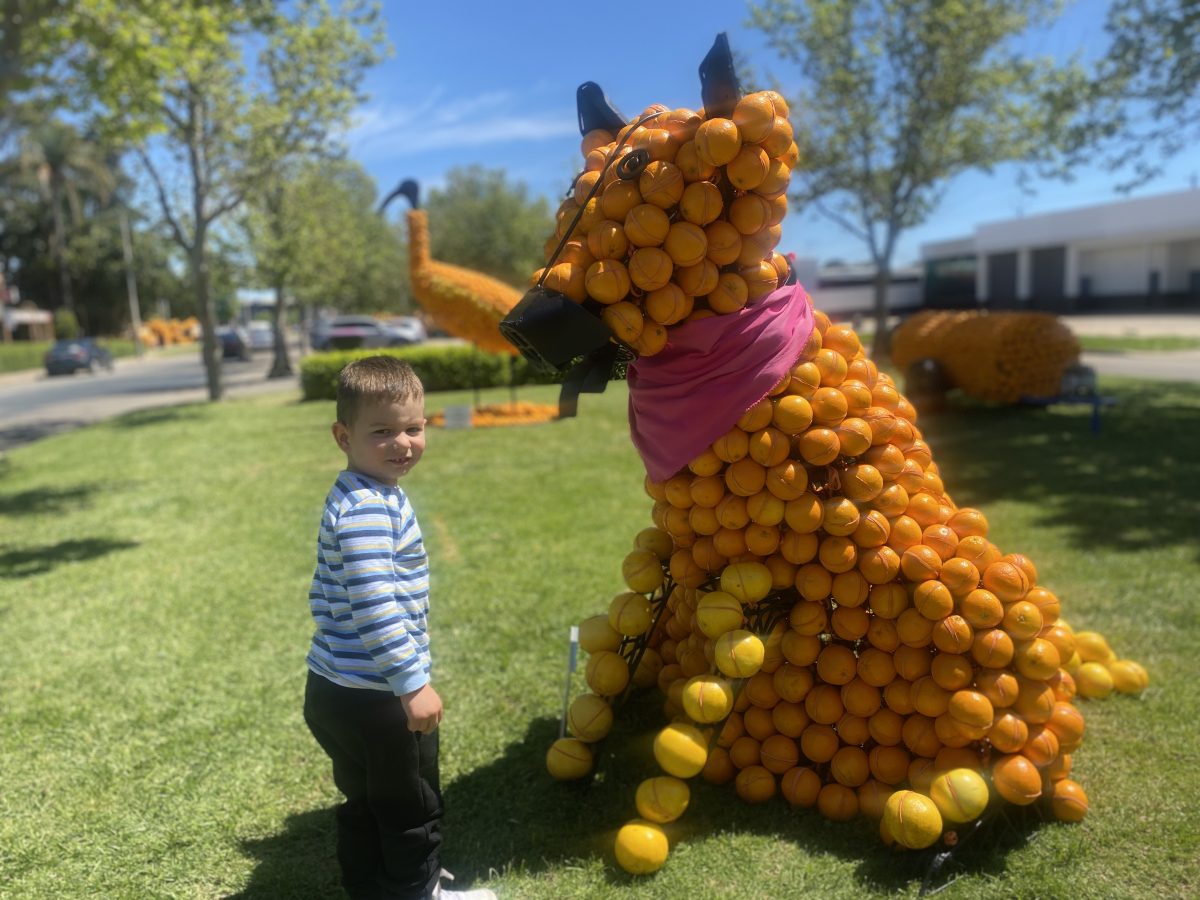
[331,421,350,453]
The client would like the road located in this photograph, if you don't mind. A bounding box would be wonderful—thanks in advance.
[0,347,299,452]
[2,317,1197,453]
[1081,350,1200,383]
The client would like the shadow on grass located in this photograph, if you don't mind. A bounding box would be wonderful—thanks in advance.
[0,537,139,578]
[110,405,209,428]
[230,700,1042,896]
[439,702,1041,894]
[0,483,96,516]
[228,808,342,900]
[918,380,1200,560]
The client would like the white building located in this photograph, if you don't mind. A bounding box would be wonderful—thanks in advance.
[921,188,1200,311]
[792,258,924,316]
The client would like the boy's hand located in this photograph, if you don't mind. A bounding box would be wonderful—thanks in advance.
[400,683,443,734]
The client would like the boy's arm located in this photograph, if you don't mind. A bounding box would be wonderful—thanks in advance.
[334,497,429,698]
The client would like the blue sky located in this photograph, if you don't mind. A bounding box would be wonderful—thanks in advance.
[349,0,1199,268]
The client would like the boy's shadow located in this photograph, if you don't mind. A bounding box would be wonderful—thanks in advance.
[229,809,342,899]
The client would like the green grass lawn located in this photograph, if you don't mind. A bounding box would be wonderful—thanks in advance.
[1076,335,1200,352]
[1,377,1197,899]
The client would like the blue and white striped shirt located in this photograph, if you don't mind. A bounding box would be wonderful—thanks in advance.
[306,470,431,695]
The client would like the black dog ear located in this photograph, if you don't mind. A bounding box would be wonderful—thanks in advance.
[699,32,741,119]
[577,81,627,136]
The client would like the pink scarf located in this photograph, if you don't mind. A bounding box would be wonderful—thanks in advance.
[627,280,815,482]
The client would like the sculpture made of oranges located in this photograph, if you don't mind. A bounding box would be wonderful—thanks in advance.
[890,310,1082,405]
[527,37,1147,878]
[530,88,798,359]
[554,309,1147,871]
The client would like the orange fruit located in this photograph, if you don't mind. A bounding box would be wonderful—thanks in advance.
[740,260,779,302]
[913,580,954,620]
[1013,637,1061,681]
[817,643,858,685]
[1050,779,1089,822]
[901,545,943,582]
[930,653,974,691]
[760,115,795,158]
[869,744,912,784]
[831,745,870,787]
[976,669,1019,708]
[797,427,840,465]
[961,588,1004,629]
[584,259,631,304]
[623,203,670,247]
[992,754,1042,805]
[800,722,840,761]
[1022,724,1060,767]
[694,117,742,166]
[760,734,800,774]
[601,301,644,344]
[1003,600,1044,641]
[644,283,692,326]
[988,710,1029,753]
[726,144,770,190]
[735,765,777,804]
[982,560,1030,603]
[728,193,771,235]
[638,160,684,209]
[947,690,993,729]
[781,766,822,807]
[709,272,749,314]
[679,180,723,226]
[674,139,716,182]
[931,614,974,655]
[628,247,673,292]
[817,782,859,821]
[732,92,776,142]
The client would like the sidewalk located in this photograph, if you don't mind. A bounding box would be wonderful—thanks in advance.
[1058,313,1200,338]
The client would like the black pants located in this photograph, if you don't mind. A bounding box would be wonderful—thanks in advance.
[304,671,443,900]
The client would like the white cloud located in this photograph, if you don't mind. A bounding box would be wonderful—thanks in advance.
[346,90,576,159]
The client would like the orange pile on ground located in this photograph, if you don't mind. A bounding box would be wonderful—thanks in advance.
[428,402,559,428]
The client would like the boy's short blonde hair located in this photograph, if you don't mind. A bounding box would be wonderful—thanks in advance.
[336,356,424,425]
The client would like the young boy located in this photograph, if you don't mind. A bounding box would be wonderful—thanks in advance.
[303,356,494,900]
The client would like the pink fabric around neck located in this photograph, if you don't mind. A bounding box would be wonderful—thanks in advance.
[627,280,815,482]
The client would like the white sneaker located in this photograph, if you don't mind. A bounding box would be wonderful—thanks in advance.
[431,868,497,900]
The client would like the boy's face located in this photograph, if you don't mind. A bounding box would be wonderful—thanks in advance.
[332,395,427,486]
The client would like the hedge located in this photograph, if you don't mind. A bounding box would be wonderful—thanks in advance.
[299,344,564,401]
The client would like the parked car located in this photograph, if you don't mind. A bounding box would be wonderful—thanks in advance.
[216,325,252,360]
[311,315,425,351]
[384,316,428,345]
[246,320,275,352]
[44,338,114,376]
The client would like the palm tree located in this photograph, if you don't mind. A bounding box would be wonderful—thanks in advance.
[16,118,116,313]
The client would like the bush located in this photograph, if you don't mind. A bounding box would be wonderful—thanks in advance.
[299,345,563,401]
[54,309,80,340]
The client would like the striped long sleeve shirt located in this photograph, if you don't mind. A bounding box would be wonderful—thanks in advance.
[306,471,431,695]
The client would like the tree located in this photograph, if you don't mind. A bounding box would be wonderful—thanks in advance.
[1076,0,1200,188]
[66,0,385,399]
[747,0,1086,357]
[1,1,65,132]
[245,158,409,352]
[14,117,114,315]
[241,0,385,377]
[423,166,553,289]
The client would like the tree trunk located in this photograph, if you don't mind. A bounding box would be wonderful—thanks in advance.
[50,177,75,314]
[191,230,222,401]
[268,279,293,378]
[871,269,890,361]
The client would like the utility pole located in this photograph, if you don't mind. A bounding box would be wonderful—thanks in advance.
[119,206,145,357]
